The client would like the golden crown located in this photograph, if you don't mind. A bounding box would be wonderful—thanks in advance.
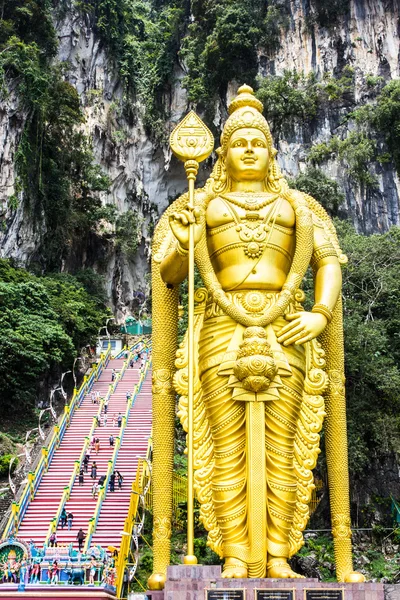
[220,84,273,152]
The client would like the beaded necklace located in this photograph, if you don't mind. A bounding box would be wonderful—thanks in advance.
[194,190,314,328]
[221,192,279,211]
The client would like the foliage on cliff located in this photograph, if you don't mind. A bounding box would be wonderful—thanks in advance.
[76,0,185,137]
[0,0,111,271]
[338,222,400,476]
[0,259,108,418]
[288,172,400,483]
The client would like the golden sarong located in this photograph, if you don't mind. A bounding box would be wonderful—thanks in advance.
[199,295,305,564]
[175,288,327,576]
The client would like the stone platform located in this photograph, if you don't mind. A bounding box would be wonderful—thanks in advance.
[146,566,399,600]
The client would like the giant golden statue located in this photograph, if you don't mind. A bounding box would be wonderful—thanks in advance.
[150,85,364,588]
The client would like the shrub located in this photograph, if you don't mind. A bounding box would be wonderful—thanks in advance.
[288,167,344,216]
[0,454,18,477]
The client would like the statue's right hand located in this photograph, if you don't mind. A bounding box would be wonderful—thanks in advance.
[169,205,203,250]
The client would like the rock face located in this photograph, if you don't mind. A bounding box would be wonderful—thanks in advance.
[273,0,400,233]
[0,1,399,313]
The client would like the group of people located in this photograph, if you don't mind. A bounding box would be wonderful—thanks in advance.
[58,509,73,531]
[90,390,101,404]
[128,349,150,371]
[50,349,140,551]
[49,527,86,552]
[92,413,122,429]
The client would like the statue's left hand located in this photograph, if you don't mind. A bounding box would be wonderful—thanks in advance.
[276,312,327,346]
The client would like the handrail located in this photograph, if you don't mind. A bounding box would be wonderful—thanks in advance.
[83,350,150,552]
[115,434,153,598]
[44,398,107,545]
[1,345,112,540]
[114,339,145,360]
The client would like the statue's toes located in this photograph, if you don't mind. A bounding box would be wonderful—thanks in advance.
[234,568,248,578]
[344,572,366,583]
[221,566,248,579]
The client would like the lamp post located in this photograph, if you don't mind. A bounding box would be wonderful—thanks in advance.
[72,357,83,390]
[49,386,63,420]
[60,370,71,401]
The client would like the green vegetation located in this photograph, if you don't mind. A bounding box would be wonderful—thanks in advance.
[79,0,291,121]
[115,211,144,261]
[0,1,112,270]
[308,133,377,186]
[0,454,18,477]
[337,223,400,477]
[368,79,400,176]
[288,167,344,216]
[76,0,185,139]
[181,0,290,107]
[255,67,355,138]
[319,65,354,101]
[256,71,319,138]
[306,79,400,185]
[0,259,108,419]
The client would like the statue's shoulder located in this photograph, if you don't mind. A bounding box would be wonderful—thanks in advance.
[286,187,348,264]
[285,187,334,226]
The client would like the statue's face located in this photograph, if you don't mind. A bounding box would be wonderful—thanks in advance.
[225,127,269,182]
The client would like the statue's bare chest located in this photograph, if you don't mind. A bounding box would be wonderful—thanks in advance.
[206,195,295,256]
[206,195,295,228]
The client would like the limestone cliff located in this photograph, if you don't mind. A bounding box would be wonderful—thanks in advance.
[0,0,399,316]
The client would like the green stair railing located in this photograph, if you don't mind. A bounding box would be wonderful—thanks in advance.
[2,346,112,539]
[83,351,150,552]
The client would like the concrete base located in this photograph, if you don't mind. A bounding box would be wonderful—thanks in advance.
[146,566,397,600]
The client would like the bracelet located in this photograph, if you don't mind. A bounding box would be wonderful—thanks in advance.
[312,303,333,323]
[175,243,189,257]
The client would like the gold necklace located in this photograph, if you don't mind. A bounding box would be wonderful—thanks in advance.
[222,192,279,211]
[220,198,279,259]
[194,189,314,328]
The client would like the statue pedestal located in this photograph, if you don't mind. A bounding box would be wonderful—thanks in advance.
[146,566,389,600]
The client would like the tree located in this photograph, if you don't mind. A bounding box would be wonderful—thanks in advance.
[0,260,108,417]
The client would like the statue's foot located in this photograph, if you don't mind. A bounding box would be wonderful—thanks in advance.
[267,558,304,579]
[344,572,366,583]
[222,557,248,578]
[147,572,166,590]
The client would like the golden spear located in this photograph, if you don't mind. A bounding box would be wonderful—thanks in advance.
[170,111,214,564]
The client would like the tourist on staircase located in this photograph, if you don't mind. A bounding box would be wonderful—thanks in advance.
[76,528,86,552]
[10,350,151,564]
[92,481,99,499]
[83,453,89,473]
[60,507,67,529]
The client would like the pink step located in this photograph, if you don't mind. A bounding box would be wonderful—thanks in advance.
[15,354,152,555]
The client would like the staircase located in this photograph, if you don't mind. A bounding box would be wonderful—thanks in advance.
[91,371,152,549]
[13,351,152,555]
